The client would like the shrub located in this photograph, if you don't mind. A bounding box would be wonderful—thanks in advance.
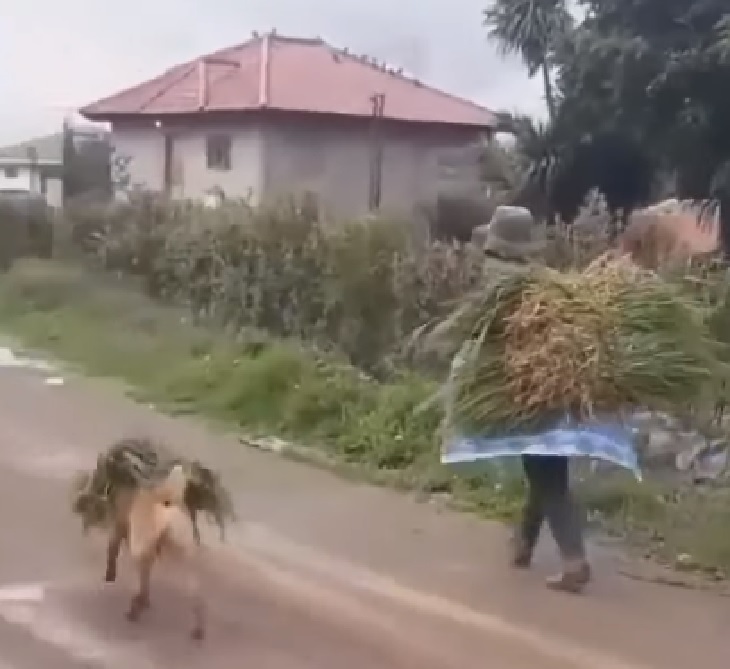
[61,194,611,371]
[64,197,487,371]
[0,195,54,268]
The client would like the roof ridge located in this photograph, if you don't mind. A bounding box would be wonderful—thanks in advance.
[204,32,323,60]
[138,62,198,113]
[258,33,270,107]
[320,40,495,119]
[80,32,496,127]
[268,34,324,46]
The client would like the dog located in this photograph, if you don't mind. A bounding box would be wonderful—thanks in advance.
[104,464,205,641]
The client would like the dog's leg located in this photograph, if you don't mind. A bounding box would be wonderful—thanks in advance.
[188,508,201,546]
[191,591,205,641]
[186,555,205,641]
[105,522,126,583]
[127,549,154,622]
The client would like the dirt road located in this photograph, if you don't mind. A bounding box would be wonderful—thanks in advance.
[0,358,726,669]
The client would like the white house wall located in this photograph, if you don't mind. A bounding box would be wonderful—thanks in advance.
[110,122,264,202]
[44,177,63,208]
[109,118,484,215]
[0,165,33,191]
[0,164,62,207]
[109,125,165,193]
[261,116,485,218]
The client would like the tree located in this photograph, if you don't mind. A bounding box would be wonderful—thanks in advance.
[496,113,556,218]
[483,0,573,120]
[62,123,113,203]
[61,119,77,204]
[552,0,730,196]
[521,0,730,244]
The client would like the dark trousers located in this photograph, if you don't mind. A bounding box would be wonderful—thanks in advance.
[519,455,585,560]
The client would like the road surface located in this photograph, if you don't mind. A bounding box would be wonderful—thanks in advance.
[0,355,727,668]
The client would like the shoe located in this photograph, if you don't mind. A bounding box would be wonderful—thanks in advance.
[509,535,533,569]
[546,560,591,593]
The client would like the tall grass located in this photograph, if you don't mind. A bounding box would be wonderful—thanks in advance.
[66,196,490,372]
[64,194,611,373]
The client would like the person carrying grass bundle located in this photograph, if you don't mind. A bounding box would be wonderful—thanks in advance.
[480,212,591,592]
[421,211,727,594]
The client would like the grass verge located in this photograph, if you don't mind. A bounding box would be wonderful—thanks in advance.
[1,259,728,579]
[0,260,525,519]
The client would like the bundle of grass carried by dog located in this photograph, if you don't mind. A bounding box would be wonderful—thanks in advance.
[71,437,235,538]
[416,254,729,436]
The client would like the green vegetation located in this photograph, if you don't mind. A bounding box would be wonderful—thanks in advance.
[0,259,523,518]
[2,257,730,579]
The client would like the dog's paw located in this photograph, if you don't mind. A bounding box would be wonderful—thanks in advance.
[126,594,149,622]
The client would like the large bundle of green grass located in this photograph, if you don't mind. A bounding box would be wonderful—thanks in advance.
[71,437,235,537]
[419,255,729,436]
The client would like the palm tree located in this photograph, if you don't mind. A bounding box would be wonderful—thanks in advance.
[500,113,557,217]
[483,0,572,120]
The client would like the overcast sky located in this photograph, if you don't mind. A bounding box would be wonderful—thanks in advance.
[0,0,546,145]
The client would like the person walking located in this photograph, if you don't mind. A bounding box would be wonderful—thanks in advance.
[510,455,590,593]
[475,208,591,594]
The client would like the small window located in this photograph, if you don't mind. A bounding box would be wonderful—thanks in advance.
[3,166,18,178]
[206,135,231,171]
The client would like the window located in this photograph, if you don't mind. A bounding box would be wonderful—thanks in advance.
[3,166,18,179]
[206,134,231,171]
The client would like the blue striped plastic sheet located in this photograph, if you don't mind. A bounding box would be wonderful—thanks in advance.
[442,420,641,479]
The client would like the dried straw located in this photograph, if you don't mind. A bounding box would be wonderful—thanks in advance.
[71,437,235,538]
[421,255,729,436]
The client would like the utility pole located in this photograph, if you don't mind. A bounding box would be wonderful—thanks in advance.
[368,93,386,211]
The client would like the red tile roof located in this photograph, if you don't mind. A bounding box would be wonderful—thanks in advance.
[80,33,496,128]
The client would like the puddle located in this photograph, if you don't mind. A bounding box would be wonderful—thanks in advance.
[0,347,64,389]
[0,347,56,373]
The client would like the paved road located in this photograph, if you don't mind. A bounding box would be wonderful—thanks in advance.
[0,358,727,668]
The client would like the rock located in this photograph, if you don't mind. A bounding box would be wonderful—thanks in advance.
[674,553,698,571]
[470,224,489,246]
[491,205,533,220]
[637,428,699,470]
[685,438,730,482]
[629,409,728,478]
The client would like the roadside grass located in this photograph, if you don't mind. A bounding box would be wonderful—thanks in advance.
[0,260,523,518]
[1,259,729,578]
[578,473,730,579]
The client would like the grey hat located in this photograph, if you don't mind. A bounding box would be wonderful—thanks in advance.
[476,206,545,259]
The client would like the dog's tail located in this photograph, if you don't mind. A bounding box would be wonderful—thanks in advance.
[128,465,196,560]
[157,464,187,506]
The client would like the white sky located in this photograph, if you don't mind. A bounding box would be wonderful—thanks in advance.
[0,0,546,145]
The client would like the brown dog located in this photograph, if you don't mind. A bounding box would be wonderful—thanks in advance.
[104,465,205,640]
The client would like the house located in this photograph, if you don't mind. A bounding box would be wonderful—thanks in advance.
[80,31,496,217]
[0,133,64,208]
